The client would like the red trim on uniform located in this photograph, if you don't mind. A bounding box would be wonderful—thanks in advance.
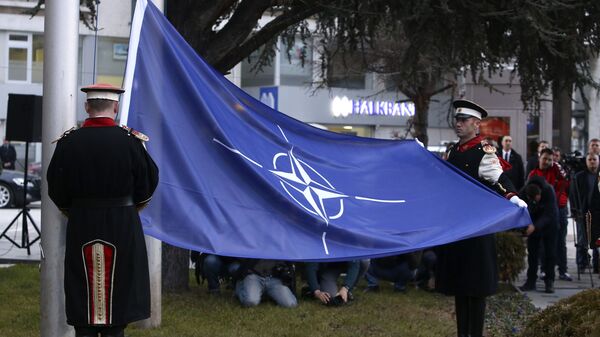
[456,136,483,152]
[504,192,517,200]
[83,245,95,323]
[82,241,115,325]
[82,117,116,128]
[498,157,512,171]
[103,245,114,324]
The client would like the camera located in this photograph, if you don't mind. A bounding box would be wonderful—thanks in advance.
[272,263,294,283]
[561,151,585,177]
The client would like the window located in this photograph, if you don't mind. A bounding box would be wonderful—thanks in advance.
[279,38,313,86]
[241,46,275,87]
[7,33,31,82]
[32,35,44,83]
[6,33,44,83]
[95,37,128,85]
[326,51,367,90]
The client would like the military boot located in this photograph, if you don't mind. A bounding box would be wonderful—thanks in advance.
[75,327,98,337]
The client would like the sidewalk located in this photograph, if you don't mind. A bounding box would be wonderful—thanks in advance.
[514,218,598,309]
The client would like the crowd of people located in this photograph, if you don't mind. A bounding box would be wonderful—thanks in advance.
[482,134,600,293]
[190,252,437,308]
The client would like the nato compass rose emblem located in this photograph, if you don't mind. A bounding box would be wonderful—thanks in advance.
[213,125,405,255]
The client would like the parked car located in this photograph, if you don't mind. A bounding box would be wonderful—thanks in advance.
[27,161,42,177]
[0,170,42,208]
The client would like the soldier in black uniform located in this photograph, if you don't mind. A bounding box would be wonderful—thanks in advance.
[47,83,159,337]
[435,99,529,337]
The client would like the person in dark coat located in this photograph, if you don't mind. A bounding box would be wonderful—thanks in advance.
[435,99,528,337]
[570,153,600,272]
[47,83,159,337]
[589,173,600,253]
[497,135,525,191]
[518,176,559,293]
[0,139,17,170]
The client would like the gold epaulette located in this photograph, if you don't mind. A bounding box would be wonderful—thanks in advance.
[480,141,496,154]
[52,126,77,143]
[120,125,150,142]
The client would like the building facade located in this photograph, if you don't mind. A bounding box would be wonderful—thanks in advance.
[0,1,595,169]
[0,0,131,167]
[235,38,557,159]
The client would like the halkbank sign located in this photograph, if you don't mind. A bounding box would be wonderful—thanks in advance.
[330,96,415,118]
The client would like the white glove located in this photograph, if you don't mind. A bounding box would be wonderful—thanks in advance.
[510,195,528,208]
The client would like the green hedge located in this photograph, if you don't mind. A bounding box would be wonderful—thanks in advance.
[519,289,600,337]
[496,231,527,283]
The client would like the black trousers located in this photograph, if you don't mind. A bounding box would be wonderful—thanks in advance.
[455,295,486,337]
[74,325,125,337]
[526,229,557,283]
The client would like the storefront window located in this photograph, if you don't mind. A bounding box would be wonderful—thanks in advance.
[326,51,366,90]
[526,111,541,158]
[241,47,275,87]
[325,125,373,137]
[480,117,510,146]
[280,38,313,86]
[571,115,586,154]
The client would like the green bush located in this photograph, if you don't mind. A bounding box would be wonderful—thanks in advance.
[496,231,526,283]
[519,289,600,337]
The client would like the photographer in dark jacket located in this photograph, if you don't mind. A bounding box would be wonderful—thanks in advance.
[519,176,559,293]
[365,253,419,293]
[570,153,599,272]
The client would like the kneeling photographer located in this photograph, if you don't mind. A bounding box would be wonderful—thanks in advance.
[233,259,297,308]
[519,176,559,293]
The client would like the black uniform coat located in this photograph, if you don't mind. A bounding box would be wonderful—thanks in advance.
[435,136,517,297]
[47,118,159,327]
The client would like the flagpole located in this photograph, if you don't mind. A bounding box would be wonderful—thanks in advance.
[40,0,79,336]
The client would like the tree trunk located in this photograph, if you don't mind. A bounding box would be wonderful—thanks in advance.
[412,93,431,147]
[161,243,190,292]
[551,77,573,152]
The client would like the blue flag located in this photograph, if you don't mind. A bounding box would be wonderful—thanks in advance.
[120,0,531,261]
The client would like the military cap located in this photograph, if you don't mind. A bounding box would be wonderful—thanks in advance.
[81,83,125,102]
[452,99,488,120]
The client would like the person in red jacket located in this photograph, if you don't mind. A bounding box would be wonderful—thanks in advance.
[528,147,571,281]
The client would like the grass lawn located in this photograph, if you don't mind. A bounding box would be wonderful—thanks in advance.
[1,264,460,337]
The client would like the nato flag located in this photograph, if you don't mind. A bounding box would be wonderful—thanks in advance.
[120,0,531,261]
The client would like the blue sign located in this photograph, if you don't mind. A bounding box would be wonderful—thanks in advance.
[259,86,278,110]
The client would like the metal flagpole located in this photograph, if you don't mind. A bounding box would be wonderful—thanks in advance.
[144,0,164,329]
[40,0,79,336]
